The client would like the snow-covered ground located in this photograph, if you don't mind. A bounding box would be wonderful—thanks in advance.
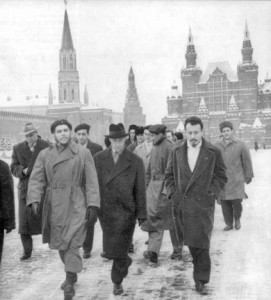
[0,149,271,300]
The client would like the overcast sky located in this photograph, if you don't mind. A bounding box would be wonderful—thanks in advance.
[0,0,271,123]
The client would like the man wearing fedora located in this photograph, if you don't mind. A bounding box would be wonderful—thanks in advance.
[10,122,49,261]
[94,123,146,296]
[74,123,103,259]
[27,119,100,300]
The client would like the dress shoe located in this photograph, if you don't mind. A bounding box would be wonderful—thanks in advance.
[128,243,134,253]
[61,273,77,290]
[195,281,205,293]
[145,240,149,245]
[83,251,91,259]
[223,225,233,231]
[143,250,151,259]
[113,283,123,296]
[170,251,182,261]
[20,253,31,261]
[63,272,75,300]
[148,251,158,265]
[235,219,241,230]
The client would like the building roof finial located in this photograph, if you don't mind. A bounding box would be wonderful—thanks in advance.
[244,20,250,41]
[188,26,194,45]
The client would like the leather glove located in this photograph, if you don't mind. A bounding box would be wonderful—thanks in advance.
[86,206,98,226]
[6,228,12,234]
[32,202,40,218]
[245,177,252,184]
[138,219,146,226]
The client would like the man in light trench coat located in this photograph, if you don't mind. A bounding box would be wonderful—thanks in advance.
[27,119,100,300]
[215,121,254,231]
[165,116,227,294]
[141,124,183,265]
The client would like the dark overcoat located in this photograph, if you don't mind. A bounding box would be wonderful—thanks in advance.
[0,159,15,230]
[214,138,254,200]
[10,138,49,235]
[141,136,174,231]
[27,142,100,250]
[165,139,227,249]
[94,147,146,259]
[86,139,103,157]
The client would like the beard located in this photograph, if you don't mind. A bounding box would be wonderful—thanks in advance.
[54,134,71,146]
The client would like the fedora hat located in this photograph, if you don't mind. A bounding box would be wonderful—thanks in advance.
[105,123,128,139]
[20,122,39,135]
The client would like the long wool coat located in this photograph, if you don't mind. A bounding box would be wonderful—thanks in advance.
[86,139,103,157]
[10,138,49,235]
[0,159,15,230]
[27,142,100,251]
[94,147,146,259]
[165,139,227,249]
[141,136,174,232]
[134,142,152,171]
[215,138,254,200]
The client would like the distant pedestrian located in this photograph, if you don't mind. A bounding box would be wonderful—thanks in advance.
[165,116,227,294]
[0,159,15,264]
[125,124,138,147]
[174,132,184,146]
[128,126,145,152]
[254,141,259,152]
[27,119,100,300]
[166,130,175,143]
[74,123,103,259]
[215,121,254,231]
[141,124,183,265]
[10,122,49,261]
[94,123,146,296]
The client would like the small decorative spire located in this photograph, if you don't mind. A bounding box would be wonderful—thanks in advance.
[188,27,194,45]
[228,95,238,111]
[84,85,89,106]
[198,97,208,113]
[244,21,250,41]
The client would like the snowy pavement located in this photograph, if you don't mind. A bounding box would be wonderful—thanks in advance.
[0,150,271,299]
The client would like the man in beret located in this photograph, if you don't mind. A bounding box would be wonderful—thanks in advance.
[27,119,100,300]
[94,123,146,295]
[215,121,254,231]
[10,122,49,261]
[74,123,103,259]
[125,124,138,148]
[165,116,227,293]
[141,124,183,265]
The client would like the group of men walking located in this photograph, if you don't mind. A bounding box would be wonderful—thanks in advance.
[0,116,253,299]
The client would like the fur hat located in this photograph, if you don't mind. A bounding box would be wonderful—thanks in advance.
[128,124,138,132]
[219,121,233,132]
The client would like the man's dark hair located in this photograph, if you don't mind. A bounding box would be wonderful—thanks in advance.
[184,116,203,130]
[174,132,183,140]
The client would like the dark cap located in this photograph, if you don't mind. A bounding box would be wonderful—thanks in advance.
[105,123,128,139]
[74,123,90,133]
[51,119,72,133]
[149,124,167,135]
[136,126,144,135]
[128,124,138,132]
[219,121,233,132]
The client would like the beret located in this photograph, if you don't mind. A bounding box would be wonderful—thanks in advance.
[136,126,144,135]
[74,123,90,133]
[149,124,167,134]
[51,119,72,133]
[219,121,233,132]
[128,124,138,132]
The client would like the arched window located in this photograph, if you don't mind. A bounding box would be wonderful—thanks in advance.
[63,55,66,70]
[64,89,67,101]
[69,54,73,69]
[72,89,74,100]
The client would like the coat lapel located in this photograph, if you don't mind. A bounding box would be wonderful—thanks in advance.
[185,139,213,193]
[52,142,78,168]
[176,141,192,178]
[106,148,132,185]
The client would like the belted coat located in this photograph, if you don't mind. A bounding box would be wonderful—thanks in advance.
[165,139,227,249]
[141,136,174,232]
[10,138,49,235]
[94,147,146,259]
[27,142,100,250]
[214,138,254,200]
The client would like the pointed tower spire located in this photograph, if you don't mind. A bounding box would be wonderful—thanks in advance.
[241,21,253,63]
[61,9,74,50]
[84,85,89,106]
[198,97,208,113]
[126,66,138,103]
[48,84,53,105]
[185,27,197,68]
[58,6,80,104]
[228,95,238,111]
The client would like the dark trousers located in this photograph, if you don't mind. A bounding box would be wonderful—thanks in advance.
[171,207,184,253]
[0,221,4,264]
[111,256,132,284]
[20,234,33,256]
[221,199,242,226]
[83,224,95,253]
[189,247,211,285]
